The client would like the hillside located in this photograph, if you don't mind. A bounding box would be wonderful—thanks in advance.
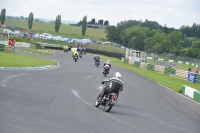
[5,19,106,40]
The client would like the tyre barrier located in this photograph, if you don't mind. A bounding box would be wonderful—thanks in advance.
[44,46,125,59]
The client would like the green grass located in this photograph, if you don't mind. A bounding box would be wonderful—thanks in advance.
[0,52,56,67]
[90,53,200,92]
[85,44,126,54]
[17,47,55,56]
[5,19,106,40]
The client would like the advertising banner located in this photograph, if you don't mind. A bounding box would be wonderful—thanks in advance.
[188,72,196,83]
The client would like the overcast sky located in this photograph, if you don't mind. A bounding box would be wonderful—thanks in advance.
[0,0,199,29]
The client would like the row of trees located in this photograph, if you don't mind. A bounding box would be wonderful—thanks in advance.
[106,20,200,59]
[6,15,44,22]
[1,8,88,35]
[78,18,109,26]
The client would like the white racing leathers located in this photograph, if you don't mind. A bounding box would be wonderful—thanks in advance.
[104,64,110,70]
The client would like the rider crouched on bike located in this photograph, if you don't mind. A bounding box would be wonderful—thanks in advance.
[94,55,100,64]
[103,60,111,74]
[72,50,79,59]
[99,72,123,101]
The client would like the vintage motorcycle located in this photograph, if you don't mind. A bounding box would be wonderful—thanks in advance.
[103,64,110,77]
[95,83,118,112]
[95,60,100,67]
[79,53,82,58]
[73,55,78,62]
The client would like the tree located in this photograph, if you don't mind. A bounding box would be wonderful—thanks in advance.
[98,19,103,25]
[91,18,95,24]
[78,20,82,25]
[0,8,6,25]
[28,12,34,29]
[82,15,87,36]
[35,18,40,22]
[104,20,109,25]
[20,16,24,20]
[144,37,156,53]
[55,14,61,33]
[167,31,183,54]
[105,26,119,42]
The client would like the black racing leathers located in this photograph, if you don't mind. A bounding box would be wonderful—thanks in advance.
[94,56,100,62]
[101,77,123,98]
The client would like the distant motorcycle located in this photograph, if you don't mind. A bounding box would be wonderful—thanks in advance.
[103,64,110,77]
[79,53,82,58]
[95,83,118,112]
[95,60,100,67]
[73,55,78,62]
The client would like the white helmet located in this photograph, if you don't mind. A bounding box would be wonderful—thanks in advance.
[114,72,122,79]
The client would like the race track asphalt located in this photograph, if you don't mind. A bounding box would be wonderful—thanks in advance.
[0,50,200,133]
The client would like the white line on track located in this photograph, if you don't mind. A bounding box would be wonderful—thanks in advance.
[71,89,193,133]
[1,73,27,87]
[71,90,91,107]
[84,75,94,79]
[157,83,200,105]
[71,89,148,133]
[140,113,193,133]
[51,69,79,74]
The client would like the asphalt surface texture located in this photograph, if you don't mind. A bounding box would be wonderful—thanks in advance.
[0,50,200,133]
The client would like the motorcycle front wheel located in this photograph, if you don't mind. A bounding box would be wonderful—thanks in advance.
[95,94,101,107]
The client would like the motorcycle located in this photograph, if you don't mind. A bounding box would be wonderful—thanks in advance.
[95,60,100,67]
[64,49,68,53]
[95,83,118,112]
[79,53,82,58]
[74,55,78,62]
[103,65,110,77]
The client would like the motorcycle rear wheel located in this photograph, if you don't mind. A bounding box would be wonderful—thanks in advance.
[104,99,113,112]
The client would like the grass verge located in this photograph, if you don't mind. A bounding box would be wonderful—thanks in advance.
[85,44,126,54]
[146,59,196,71]
[0,52,56,67]
[17,47,54,56]
[90,53,200,92]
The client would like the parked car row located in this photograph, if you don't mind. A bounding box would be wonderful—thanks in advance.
[4,29,126,49]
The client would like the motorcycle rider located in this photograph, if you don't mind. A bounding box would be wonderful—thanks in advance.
[103,60,111,74]
[99,72,123,101]
[94,55,100,65]
[79,48,83,57]
[104,60,111,69]
[72,50,79,59]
